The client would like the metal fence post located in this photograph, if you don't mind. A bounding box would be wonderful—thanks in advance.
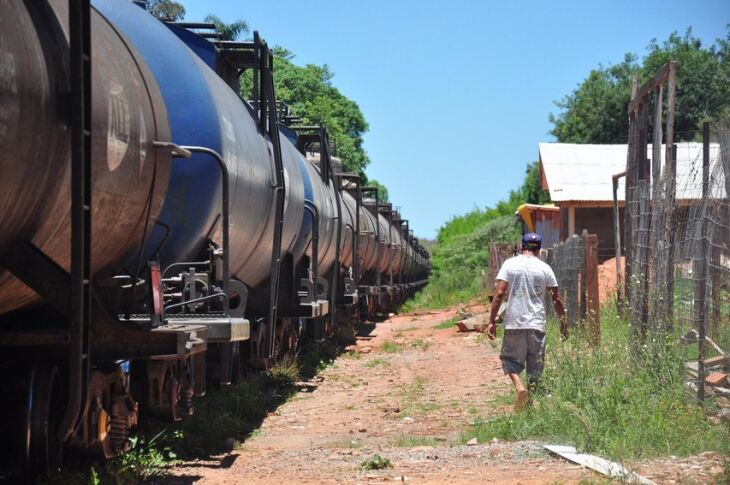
[585,234,600,345]
[695,122,710,402]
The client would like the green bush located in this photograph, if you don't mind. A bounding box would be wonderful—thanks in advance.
[361,454,393,470]
[404,215,520,310]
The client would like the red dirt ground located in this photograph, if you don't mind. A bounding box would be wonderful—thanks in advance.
[158,304,724,484]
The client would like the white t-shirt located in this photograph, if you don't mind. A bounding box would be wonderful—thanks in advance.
[496,254,558,331]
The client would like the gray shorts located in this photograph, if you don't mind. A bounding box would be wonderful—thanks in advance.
[500,329,546,377]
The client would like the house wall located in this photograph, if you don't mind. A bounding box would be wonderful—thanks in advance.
[558,206,625,262]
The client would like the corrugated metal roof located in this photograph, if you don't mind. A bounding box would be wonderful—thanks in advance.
[539,142,724,203]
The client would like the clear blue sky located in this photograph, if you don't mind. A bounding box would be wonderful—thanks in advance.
[179,0,728,238]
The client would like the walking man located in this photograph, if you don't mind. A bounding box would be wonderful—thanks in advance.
[486,233,567,411]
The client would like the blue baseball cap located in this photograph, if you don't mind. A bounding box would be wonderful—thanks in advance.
[522,232,542,250]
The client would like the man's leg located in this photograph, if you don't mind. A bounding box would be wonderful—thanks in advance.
[508,372,529,411]
[525,330,547,394]
[500,330,529,411]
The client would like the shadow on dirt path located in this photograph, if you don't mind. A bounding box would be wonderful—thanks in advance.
[158,306,594,484]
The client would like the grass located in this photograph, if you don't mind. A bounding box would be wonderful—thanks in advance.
[360,454,393,470]
[392,434,440,447]
[364,357,390,368]
[461,303,730,462]
[180,340,337,456]
[43,429,182,485]
[414,402,440,414]
[395,376,428,417]
[433,316,461,329]
[382,341,403,353]
[410,338,432,351]
[264,354,301,387]
[399,376,426,400]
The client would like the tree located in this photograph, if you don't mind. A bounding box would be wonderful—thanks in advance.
[641,29,730,140]
[204,14,249,41]
[519,162,550,205]
[365,179,389,203]
[549,54,637,143]
[241,48,371,178]
[550,28,730,143]
[147,0,185,21]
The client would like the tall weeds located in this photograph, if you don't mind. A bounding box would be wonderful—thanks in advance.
[463,303,729,460]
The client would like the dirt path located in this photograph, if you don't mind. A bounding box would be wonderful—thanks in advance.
[161,307,596,484]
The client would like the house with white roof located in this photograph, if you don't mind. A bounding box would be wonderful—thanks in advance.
[538,142,723,260]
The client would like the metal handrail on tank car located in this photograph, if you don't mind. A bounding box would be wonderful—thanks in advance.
[152,142,231,309]
[361,187,381,306]
[378,203,394,289]
[321,128,342,330]
[197,30,288,359]
[302,201,322,305]
[58,0,92,450]
[338,173,362,293]
[255,33,287,360]
[292,124,343,327]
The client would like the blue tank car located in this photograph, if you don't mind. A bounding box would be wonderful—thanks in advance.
[94,0,306,290]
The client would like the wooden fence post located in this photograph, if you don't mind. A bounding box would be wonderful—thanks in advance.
[585,234,600,345]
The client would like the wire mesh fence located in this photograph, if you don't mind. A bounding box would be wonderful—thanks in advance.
[623,119,730,401]
[487,243,517,295]
[548,234,585,327]
[543,232,600,343]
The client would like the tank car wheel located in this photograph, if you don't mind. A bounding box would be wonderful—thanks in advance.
[230,342,244,383]
[24,363,65,479]
[249,324,272,370]
[324,319,336,339]
[284,324,300,354]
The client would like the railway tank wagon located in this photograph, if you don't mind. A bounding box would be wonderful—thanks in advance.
[93,0,311,377]
[0,0,202,474]
[0,0,172,313]
[0,1,429,478]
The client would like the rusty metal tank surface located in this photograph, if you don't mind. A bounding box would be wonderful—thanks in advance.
[0,1,171,314]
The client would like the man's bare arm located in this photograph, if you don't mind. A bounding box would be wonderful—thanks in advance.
[549,287,568,339]
[486,280,508,340]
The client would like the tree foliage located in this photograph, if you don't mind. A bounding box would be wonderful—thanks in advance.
[365,179,389,204]
[520,161,551,205]
[204,14,248,41]
[550,28,730,143]
[549,54,637,144]
[146,0,185,21]
[642,29,730,139]
[241,47,371,178]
